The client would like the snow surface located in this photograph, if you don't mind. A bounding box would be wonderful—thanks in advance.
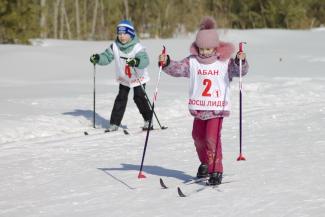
[0,29,325,217]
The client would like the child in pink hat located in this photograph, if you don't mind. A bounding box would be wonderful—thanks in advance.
[159,16,249,185]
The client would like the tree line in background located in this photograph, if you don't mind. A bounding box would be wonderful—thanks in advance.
[0,0,325,44]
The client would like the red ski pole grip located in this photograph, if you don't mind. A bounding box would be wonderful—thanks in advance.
[159,46,166,67]
[239,43,243,52]
[239,42,246,52]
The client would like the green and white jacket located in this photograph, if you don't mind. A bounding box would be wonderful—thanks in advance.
[97,36,150,87]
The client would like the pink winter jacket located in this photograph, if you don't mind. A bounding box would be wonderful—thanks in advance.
[162,43,249,120]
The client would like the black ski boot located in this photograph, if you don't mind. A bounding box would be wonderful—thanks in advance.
[196,164,208,178]
[142,120,154,131]
[207,172,223,185]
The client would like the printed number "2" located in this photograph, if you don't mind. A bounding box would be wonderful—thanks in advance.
[202,79,212,96]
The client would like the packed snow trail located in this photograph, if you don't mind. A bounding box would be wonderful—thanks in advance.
[1,29,325,217]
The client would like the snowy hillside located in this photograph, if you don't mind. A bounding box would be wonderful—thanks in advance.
[0,29,325,217]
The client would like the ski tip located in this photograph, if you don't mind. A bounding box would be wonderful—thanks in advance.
[159,178,168,189]
[161,126,168,130]
[123,130,129,135]
[84,131,88,135]
[177,187,186,197]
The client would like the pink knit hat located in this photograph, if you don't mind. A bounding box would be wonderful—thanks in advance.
[195,17,219,49]
[191,16,235,61]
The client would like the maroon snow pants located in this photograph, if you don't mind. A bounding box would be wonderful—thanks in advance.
[192,117,223,173]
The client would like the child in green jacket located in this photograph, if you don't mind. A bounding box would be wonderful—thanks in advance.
[90,20,152,131]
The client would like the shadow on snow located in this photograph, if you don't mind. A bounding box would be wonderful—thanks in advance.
[98,163,194,183]
[62,109,109,128]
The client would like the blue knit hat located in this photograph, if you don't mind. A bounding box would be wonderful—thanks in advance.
[116,20,136,38]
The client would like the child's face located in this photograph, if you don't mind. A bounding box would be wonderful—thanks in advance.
[198,48,215,57]
[117,33,131,44]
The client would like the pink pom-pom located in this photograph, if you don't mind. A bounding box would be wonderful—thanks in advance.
[199,16,216,30]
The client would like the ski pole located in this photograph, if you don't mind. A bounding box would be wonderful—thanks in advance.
[120,57,167,130]
[138,46,166,179]
[237,42,246,161]
[132,68,167,130]
[93,63,96,128]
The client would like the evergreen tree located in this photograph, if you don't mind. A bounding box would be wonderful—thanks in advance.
[0,0,39,44]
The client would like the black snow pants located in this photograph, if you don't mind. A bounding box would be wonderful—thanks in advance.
[110,84,152,126]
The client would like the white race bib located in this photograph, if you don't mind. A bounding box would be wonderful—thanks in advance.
[112,42,150,87]
[188,58,231,111]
